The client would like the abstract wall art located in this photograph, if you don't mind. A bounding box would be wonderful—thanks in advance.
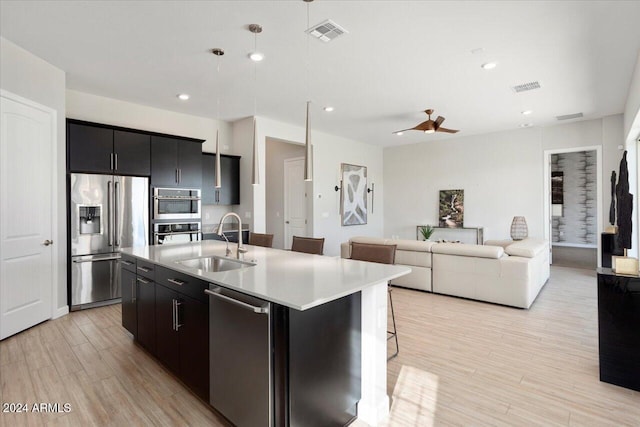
[341,163,367,226]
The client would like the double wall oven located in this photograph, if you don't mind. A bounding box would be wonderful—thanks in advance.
[153,188,202,245]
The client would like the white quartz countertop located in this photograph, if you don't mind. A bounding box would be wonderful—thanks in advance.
[122,241,411,311]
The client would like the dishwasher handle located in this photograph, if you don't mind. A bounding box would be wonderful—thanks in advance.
[205,288,269,314]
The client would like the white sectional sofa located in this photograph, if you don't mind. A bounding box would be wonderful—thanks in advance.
[341,237,550,309]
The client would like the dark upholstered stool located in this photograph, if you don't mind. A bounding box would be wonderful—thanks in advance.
[350,242,400,361]
[291,236,325,255]
[248,232,274,248]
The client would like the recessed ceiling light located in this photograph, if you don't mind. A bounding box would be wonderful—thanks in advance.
[481,62,497,70]
[323,106,334,112]
[177,94,190,101]
[521,110,533,115]
[394,131,403,136]
[520,123,533,128]
[249,51,264,62]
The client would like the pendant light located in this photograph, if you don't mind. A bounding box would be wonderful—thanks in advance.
[249,24,262,186]
[212,48,224,189]
[303,0,313,181]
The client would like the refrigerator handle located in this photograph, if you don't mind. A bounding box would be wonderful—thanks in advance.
[114,180,120,247]
[107,180,113,246]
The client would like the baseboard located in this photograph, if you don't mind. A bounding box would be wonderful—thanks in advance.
[53,305,69,319]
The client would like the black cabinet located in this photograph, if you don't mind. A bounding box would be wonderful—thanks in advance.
[67,121,150,176]
[597,268,640,392]
[154,283,181,375]
[120,262,137,336]
[202,153,241,205]
[154,267,209,401]
[151,136,202,188]
[136,275,156,354]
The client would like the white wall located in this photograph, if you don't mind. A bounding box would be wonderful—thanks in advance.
[0,37,67,313]
[66,90,233,155]
[624,50,640,143]
[384,116,624,248]
[265,138,305,249]
[233,115,384,256]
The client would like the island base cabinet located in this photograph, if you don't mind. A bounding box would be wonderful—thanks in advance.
[155,283,210,401]
[273,292,362,427]
[120,268,137,336]
[155,284,180,376]
[136,276,156,354]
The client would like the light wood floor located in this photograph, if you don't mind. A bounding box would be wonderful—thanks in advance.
[1,266,639,426]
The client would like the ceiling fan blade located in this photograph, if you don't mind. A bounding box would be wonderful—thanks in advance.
[434,116,445,130]
[412,120,434,131]
[436,127,459,134]
[392,128,416,134]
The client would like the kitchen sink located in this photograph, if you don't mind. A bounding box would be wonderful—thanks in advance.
[176,256,255,272]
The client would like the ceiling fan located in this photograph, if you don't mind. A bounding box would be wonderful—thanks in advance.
[394,109,459,134]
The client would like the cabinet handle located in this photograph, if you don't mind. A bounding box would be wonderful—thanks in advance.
[136,277,150,284]
[114,153,118,171]
[137,266,151,273]
[110,153,114,170]
[178,168,182,183]
[167,278,185,286]
[131,279,136,303]
[121,260,134,266]
[172,299,177,331]
[175,300,183,331]
[175,168,179,183]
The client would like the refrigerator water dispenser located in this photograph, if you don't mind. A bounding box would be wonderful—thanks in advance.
[79,205,101,234]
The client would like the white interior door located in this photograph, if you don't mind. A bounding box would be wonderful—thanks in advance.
[1,92,55,340]
[284,157,307,249]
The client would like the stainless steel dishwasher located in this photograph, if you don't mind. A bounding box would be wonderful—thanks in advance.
[205,285,272,427]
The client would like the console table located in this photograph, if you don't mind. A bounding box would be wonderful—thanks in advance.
[596,268,640,392]
[416,226,484,245]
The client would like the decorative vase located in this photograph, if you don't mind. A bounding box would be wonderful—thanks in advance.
[510,216,528,241]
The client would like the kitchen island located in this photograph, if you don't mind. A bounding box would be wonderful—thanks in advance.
[121,241,410,426]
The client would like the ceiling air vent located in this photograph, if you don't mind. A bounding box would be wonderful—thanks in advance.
[556,112,584,121]
[512,81,541,93]
[306,19,348,42]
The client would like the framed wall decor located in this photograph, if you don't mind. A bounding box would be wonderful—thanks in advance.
[341,163,367,226]
[439,189,464,228]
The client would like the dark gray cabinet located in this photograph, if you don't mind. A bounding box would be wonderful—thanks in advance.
[202,153,241,205]
[152,136,202,188]
[136,274,156,354]
[153,266,210,400]
[120,256,137,336]
[67,121,150,176]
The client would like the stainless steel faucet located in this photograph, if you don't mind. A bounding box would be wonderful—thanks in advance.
[217,212,247,259]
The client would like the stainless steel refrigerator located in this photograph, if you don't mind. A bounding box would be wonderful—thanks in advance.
[70,173,149,310]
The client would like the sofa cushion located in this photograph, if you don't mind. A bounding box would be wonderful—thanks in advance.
[505,238,548,258]
[350,236,434,252]
[432,243,504,259]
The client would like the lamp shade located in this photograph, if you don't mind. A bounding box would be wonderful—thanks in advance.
[510,216,528,241]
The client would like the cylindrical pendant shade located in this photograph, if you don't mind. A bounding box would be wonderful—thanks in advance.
[304,101,312,181]
[251,117,259,185]
[214,130,222,188]
[510,216,528,241]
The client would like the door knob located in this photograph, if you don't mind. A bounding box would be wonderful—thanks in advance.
[285,221,290,224]
[43,239,53,246]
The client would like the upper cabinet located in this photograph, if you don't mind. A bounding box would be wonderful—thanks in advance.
[202,153,240,205]
[67,120,150,176]
[151,136,202,188]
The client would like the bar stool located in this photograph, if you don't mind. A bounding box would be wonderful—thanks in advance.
[291,236,325,255]
[248,232,274,248]
[349,241,399,361]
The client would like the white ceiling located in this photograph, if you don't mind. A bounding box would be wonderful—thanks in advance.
[2,1,640,147]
